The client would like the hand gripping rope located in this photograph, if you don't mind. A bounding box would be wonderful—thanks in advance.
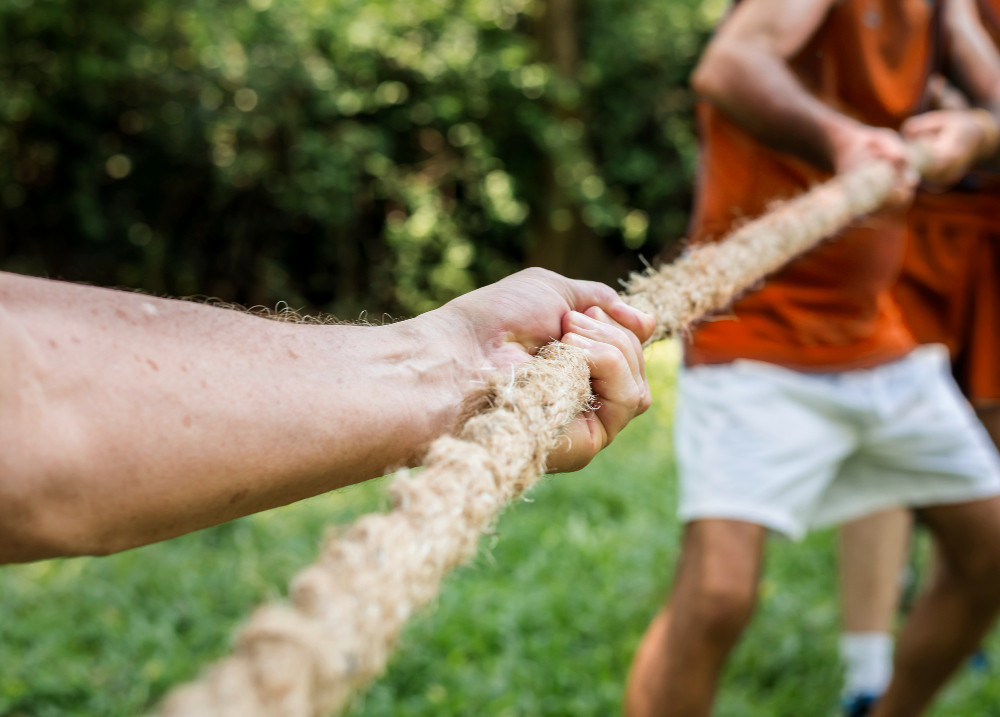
[155,145,932,717]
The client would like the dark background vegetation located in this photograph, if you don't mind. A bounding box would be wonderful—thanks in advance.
[0,0,720,317]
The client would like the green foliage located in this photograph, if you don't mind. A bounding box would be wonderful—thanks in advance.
[0,0,717,316]
[2,345,999,716]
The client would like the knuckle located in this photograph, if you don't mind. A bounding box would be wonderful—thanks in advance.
[639,389,653,414]
[604,345,630,371]
[597,283,619,303]
[602,321,630,345]
[627,383,647,408]
[521,266,554,283]
[629,333,645,358]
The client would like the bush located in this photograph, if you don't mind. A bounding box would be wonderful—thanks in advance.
[0,0,720,316]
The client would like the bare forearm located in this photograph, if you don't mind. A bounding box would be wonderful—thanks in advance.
[947,0,1000,118]
[0,273,468,562]
[0,267,656,563]
[693,0,917,204]
[692,40,855,170]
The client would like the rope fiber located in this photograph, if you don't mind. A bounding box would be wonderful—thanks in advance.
[155,146,932,716]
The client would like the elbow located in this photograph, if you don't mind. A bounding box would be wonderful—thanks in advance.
[0,504,119,564]
[690,47,733,104]
[0,409,128,562]
[0,467,121,564]
[0,485,63,564]
[0,491,77,564]
[690,61,717,100]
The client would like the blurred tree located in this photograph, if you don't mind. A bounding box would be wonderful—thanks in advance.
[0,0,722,317]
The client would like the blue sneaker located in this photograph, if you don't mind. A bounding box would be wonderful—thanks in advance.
[970,649,989,672]
[842,693,879,717]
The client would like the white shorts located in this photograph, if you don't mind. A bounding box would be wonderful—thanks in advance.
[676,345,1000,539]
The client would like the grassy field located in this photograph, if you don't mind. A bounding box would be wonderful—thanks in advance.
[3,343,1000,716]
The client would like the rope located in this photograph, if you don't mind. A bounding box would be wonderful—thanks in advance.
[155,146,932,717]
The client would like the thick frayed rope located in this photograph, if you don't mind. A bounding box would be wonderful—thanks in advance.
[156,345,592,717]
[627,145,929,341]
[155,147,931,716]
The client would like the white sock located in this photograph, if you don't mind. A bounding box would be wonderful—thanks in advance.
[840,631,894,698]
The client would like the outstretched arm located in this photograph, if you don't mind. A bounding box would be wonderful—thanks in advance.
[692,0,916,203]
[0,269,653,563]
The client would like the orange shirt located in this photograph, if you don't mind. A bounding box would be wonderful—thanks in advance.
[685,0,938,370]
[890,0,1000,403]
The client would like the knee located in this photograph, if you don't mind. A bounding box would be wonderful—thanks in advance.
[685,575,758,642]
[939,548,1000,603]
[974,405,1000,437]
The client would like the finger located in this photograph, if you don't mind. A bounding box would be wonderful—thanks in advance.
[563,310,643,385]
[544,331,652,473]
[886,146,914,176]
[923,145,969,188]
[547,270,622,313]
[884,158,918,209]
[591,379,650,445]
[900,113,940,139]
[604,301,657,344]
[544,410,604,473]
[562,332,650,441]
[590,372,650,443]
[580,325,653,418]
[886,183,915,210]
[583,305,648,384]
[550,272,656,343]
[869,128,910,165]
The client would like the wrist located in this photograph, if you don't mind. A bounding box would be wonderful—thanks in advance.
[311,315,477,468]
[387,308,482,439]
[970,107,1000,161]
[822,115,870,173]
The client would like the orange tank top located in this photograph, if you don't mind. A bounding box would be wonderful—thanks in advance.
[685,0,938,370]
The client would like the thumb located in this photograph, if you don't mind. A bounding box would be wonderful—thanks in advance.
[556,275,656,344]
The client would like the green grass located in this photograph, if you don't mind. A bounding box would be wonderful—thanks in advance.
[3,343,1000,716]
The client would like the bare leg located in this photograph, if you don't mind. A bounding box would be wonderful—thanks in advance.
[624,519,767,717]
[839,508,912,633]
[837,508,912,701]
[872,496,1000,717]
[975,405,1000,452]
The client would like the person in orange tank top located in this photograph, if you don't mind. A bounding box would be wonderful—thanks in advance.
[623,1,1000,716]
[837,1,1000,712]
[899,0,1000,445]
